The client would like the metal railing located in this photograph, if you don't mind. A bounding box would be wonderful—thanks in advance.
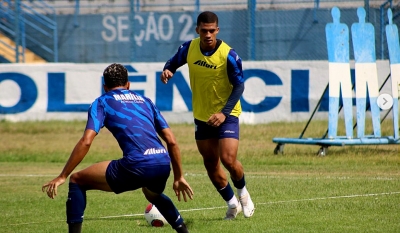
[0,0,25,62]
[0,0,58,62]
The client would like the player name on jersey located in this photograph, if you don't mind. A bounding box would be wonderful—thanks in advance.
[113,93,145,102]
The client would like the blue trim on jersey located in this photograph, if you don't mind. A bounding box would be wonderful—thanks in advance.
[222,82,244,117]
[223,49,245,116]
[163,40,191,73]
[88,99,103,133]
[227,49,245,85]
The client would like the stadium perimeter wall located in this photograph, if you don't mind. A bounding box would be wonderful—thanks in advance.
[0,61,393,124]
[27,8,397,63]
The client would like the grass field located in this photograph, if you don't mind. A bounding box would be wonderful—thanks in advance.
[0,120,399,233]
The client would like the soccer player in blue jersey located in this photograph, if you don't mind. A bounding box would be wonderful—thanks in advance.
[160,11,255,220]
[42,63,193,233]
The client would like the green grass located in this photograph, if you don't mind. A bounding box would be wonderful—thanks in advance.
[0,120,399,232]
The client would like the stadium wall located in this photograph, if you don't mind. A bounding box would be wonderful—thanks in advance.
[40,8,394,63]
[0,61,393,124]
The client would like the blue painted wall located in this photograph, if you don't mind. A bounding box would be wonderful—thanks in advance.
[41,8,397,63]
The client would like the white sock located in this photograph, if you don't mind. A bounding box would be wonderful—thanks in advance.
[227,195,239,209]
[237,186,248,198]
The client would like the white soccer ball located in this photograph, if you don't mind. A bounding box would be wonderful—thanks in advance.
[144,203,168,227]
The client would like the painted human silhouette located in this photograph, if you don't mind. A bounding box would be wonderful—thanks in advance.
[351,7,381,138]
[385,8,400,139]
[325,6,353,139]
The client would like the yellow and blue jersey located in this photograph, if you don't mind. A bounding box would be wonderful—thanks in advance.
[164,38,245,122]
[86,88,171,167]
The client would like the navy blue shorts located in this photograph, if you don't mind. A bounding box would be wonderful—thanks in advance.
[194,115,240,140]
[106,160,170,194]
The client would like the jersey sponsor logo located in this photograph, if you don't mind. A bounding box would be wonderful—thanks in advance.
[224,130,235,134]
[113,93,145,103]
[144,148,167,155]
[193,60,217,69]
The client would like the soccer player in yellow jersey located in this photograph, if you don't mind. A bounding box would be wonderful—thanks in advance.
[161,11,255,220]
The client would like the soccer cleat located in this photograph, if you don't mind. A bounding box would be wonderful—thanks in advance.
[68,223,82,233]
[224,203,242,220]
[239,193,255,218]
[175,222,189,233]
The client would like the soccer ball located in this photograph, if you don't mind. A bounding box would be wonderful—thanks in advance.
[144,203,168,227]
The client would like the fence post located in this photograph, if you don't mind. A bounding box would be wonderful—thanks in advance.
[14,0,21,63]
[380,0,393,59]
[364,0,369,22]
[130,0,136,62]
[74,0,80,27]
[53,13,58,62]
[313,0,319,23]
[247,0,256,60]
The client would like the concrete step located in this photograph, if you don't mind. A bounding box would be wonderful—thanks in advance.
[0,33,47,63]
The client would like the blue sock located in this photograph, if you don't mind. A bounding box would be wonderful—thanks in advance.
[152,194,184,229]
[217,182,235,201]
[232,174,246,189]
[66,182,86,224]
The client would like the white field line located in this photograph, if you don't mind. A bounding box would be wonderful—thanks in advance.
[2,191,400,226]
[99,191,400,219]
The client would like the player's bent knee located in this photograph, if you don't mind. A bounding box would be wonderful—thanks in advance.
[69,172,81,184]
[142,187,160,203]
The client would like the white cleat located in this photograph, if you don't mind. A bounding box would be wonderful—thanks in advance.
[239,193,255,218]
[224,203,242,220]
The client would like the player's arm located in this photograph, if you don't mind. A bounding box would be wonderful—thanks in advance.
[161,41,191,84]
[159,128,183,179]
[42,100,103,199]
[150,98,193,201]
[58,129,97,179]
[42,129,97,199]
[207,49,245,127]
[221,49,245,117]
[158,127,194,202]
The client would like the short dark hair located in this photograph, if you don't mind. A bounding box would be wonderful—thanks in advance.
[103,63,128,88]
[197,11,218,26]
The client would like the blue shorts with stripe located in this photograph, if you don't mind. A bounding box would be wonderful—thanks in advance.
[194,115,239,140]
[106,159,170,194]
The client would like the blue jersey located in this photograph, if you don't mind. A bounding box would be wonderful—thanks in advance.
[85,88,171,168]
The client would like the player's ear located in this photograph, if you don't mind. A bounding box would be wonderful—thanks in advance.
[126,81,130,90]
[195,26,199,34]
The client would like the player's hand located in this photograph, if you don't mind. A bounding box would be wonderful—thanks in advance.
[42,176,66,199]
[160,69,173,84]
[173,177,194,202]
[207,113,226,127]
